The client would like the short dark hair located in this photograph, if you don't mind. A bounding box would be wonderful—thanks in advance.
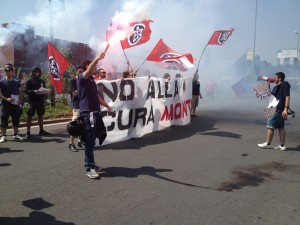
[4,63,14,71]
[81,60,92,71]
[76,65,82,70]
[275,72,285,81]
[123,71,130,78]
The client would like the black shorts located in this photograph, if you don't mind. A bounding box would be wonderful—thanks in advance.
[27,102,45,117]
[1,104,21,128]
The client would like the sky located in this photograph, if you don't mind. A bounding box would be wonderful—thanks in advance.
[1,0,300,78]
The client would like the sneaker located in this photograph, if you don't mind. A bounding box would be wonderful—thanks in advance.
[86,169,100,179]
[258,142,272,149]
[25,132,31,139]
[39,130,50,135]
[68,143,78,152]
[274,145,287,151]
[94,165,104,173]
[77,141,85,148]
[13,133,24,141]
[0,136,6,143]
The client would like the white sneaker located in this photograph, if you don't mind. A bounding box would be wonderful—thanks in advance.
[13,133,24,141]
[274,145,286,151]
[0,136,6,143]
[86,169,100,179]
[258,142,272,149]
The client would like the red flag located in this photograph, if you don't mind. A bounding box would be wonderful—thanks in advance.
[120,20,153,49]
[146,39,194,71]
[207,28,235,45]
[47,41,70,93]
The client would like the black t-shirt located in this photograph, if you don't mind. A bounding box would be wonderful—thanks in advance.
[69,77,79,109]
[25,76,46,104]
[0,78,21,107]
[192,80,200,96]
[271,81,290,113]
[77,73,100,113]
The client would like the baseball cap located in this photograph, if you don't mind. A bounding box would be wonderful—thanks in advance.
[4,64,14,71]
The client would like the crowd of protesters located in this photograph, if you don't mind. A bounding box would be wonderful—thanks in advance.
[0,60,293,179]
[0,60,196,179]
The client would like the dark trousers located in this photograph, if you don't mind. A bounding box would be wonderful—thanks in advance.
[1,104,21,128]
[80,112,107,171]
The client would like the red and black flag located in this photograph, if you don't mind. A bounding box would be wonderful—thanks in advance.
[207,28,235,45]
[47,41,70,93]
[120,20,153,49]
[146,38,194,72]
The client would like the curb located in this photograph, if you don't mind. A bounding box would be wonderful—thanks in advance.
[18,118,71,128]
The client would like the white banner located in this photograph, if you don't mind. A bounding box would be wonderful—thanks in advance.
[96,77,192,145]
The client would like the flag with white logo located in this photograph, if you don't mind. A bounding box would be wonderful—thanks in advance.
[207,28,235,45]
[120,20,153,49]
[146,38,194,71]
[47,41,70,93]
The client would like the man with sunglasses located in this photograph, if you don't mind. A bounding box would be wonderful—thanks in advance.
[94,69,106,81]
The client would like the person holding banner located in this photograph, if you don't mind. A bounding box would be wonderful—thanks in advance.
[78,52,113,179]
[258,72,291,151]
[191,70,202,117]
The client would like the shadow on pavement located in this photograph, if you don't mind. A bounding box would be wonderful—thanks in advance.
[0,147,24,155]
[199,131,242,139]
[285,145,300,151]
[24,133,67,144]
[0,198,74,225]
[98,115,218,151]
[22,198,54,211]
[101,166,216,190]
[0,162,12,167]
[0,211,74,225]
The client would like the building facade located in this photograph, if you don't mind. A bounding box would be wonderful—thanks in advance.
[0,22,94,72]
[277,49,299,65]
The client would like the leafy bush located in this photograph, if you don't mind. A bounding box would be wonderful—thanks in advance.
[20,99,72,122]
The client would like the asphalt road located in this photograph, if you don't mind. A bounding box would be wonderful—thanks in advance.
[1,94,300,225]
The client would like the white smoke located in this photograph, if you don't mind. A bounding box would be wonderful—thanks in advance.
[93,0,153,73]
[112,0,152,28]
[1,0,299,79]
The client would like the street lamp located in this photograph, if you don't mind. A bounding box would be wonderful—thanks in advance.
[294,30,299,62]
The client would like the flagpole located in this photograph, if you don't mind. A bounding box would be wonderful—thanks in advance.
[138,38,163,71]
[49,1,55,107]
[137,39,162,72]
[120,41,133,71]
[196,43,208,70]
[137,58,147,71]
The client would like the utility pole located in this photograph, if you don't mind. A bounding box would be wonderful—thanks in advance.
[49,0,55,107]
[252,0,258,84]
[49,0,53,42]
[294,31,299,62]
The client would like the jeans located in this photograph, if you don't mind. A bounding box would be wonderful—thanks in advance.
[81,113,96,171]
